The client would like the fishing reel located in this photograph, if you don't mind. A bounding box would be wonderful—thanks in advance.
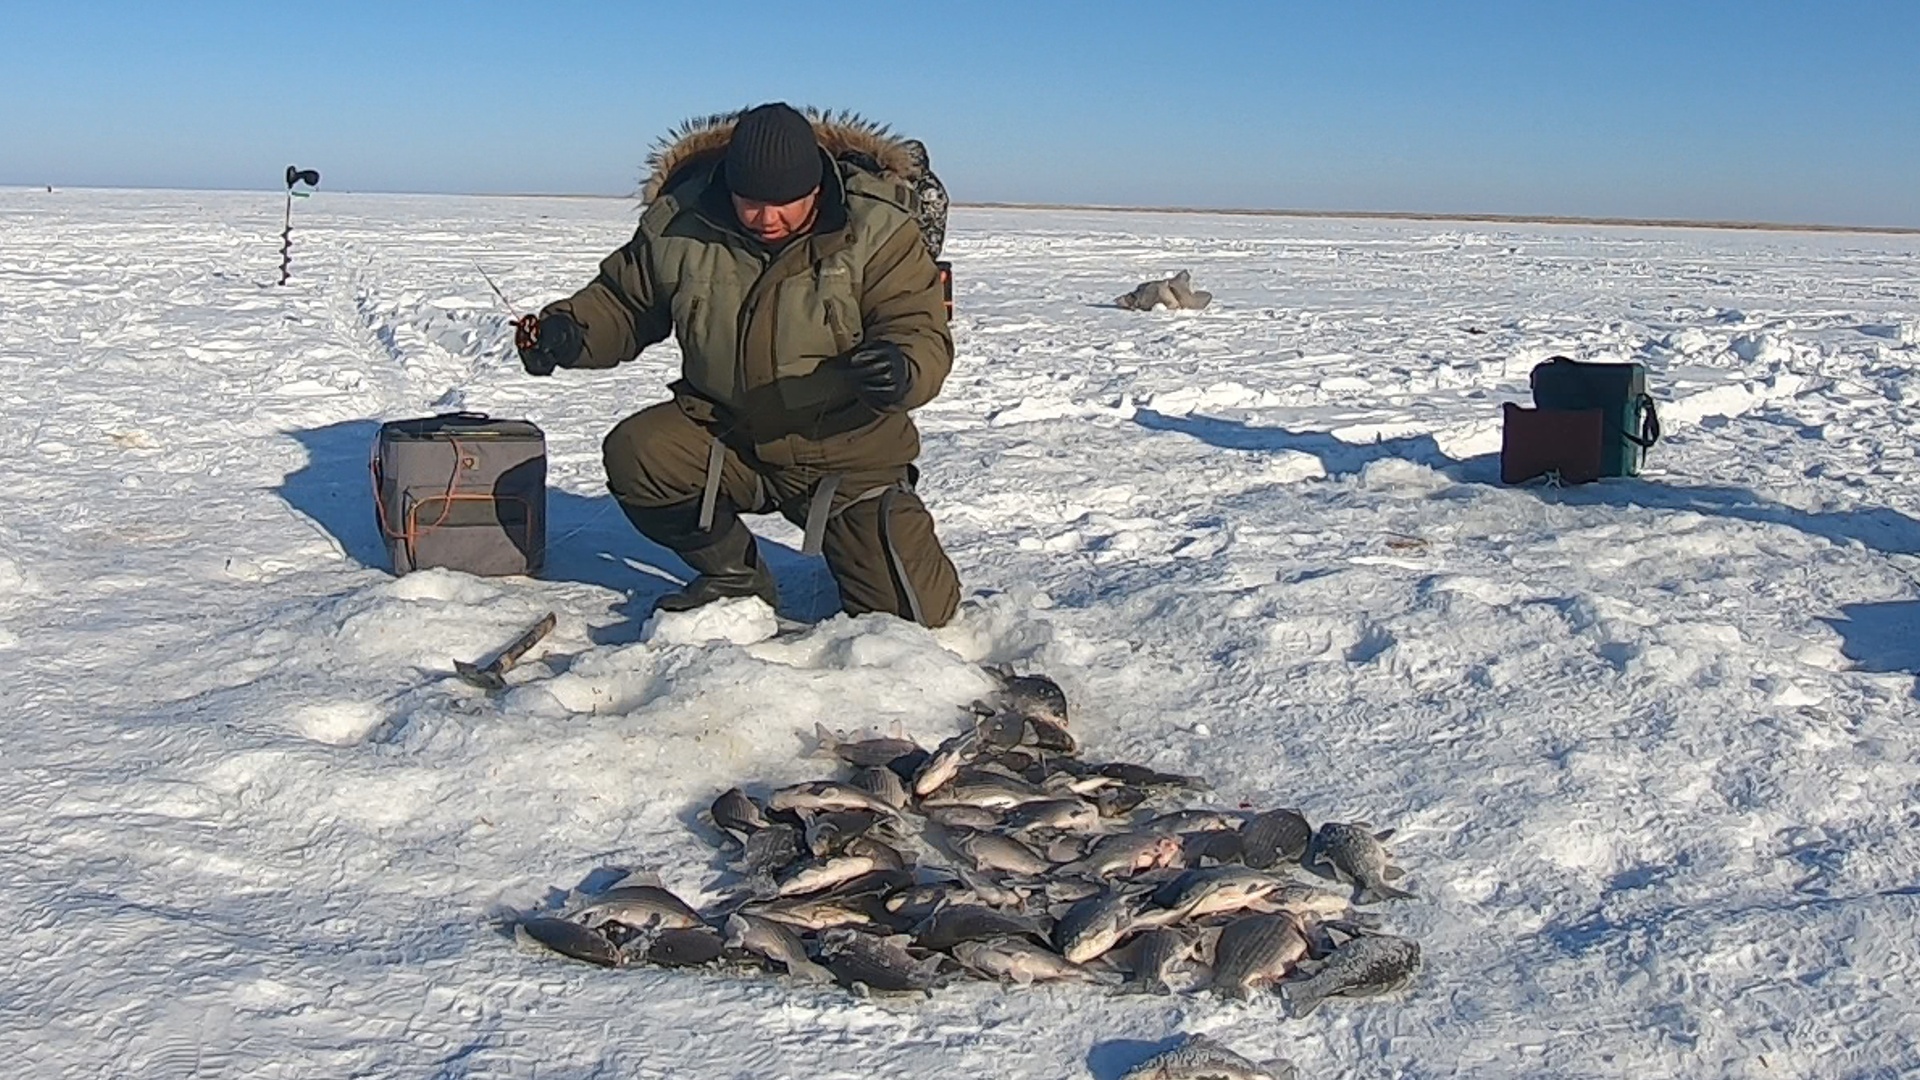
[512,313,541,354]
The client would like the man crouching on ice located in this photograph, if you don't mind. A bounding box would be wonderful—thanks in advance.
[516,102,962,627]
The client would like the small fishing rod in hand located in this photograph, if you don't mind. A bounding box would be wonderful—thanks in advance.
[476,263,542,354]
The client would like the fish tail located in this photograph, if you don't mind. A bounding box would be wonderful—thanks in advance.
[1360,882,1416,903]
[1282,979,1330,1018]
[806,723,839,758]
[788,959,835,983]
[912,954,946,985]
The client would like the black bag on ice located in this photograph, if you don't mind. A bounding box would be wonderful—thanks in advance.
[372,412,546,576]
[1528,357,1661,477]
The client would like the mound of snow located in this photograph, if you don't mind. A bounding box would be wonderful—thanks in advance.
[640,597,780,647]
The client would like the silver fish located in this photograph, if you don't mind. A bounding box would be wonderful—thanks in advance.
[1119,1036,1295,1080]
[1091,784,1151,818]
[885,881,979,921]
[1113,927,1199,995]
[851,766,910,810]
[747,895,881,931]
[819,868,916,901]
[922,776,1055,811]
[1181,829,1246,867]
[1042,876,1106,905]
[1248,882,1354,921]
[952,830,1051,876]
[922,804,1003,831]
[1311,821,1414,903]
[1150,866,1284,921]
[1038,833,1089,864]
[516,917,624,968]
[989,669,1070,727]
[913,727,983,796]
[1240,808,1312,869]
[635,925,727,968]
[953,939,1119,986]
[975,708,1029,750]
[1053,888,1144,964]
[1210,913,1309,1000]
[1005,798,1102,834]
[803,809,895,858]
[776,838,907,898]
[911,904,1051,951]
[1023,715,1080,755]
[1043,771,1122,797]
[953,866,1033,909]
[768,780,902,819]
[808,722,924,769]
[1281,932,1422,1017]
[1090,761,1210,792]
[815,928,944,994]
[732,822,803,897]
[570,884,703,931]
[724,912,833,982]
[702,787,770,843]
[1143,809,1247,835]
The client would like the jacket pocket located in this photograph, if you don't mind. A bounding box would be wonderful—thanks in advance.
[823,297,857,354]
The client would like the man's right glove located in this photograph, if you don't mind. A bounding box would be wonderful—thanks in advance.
[516,311,583,376]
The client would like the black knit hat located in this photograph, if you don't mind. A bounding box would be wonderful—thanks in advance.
[724,103,823,203]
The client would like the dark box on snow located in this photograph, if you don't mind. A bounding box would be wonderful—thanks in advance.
[1502,358,1661,485]
[1500,404,1604,485]
[373,412,546,576]
[1528,357,1660,477]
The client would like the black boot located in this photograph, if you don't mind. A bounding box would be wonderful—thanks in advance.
[655,519,779,612]
[619,498,779,614]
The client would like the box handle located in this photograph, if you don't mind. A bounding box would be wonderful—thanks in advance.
[1625,395,1661,448]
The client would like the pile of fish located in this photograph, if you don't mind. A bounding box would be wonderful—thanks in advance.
[515,667,1422,1016]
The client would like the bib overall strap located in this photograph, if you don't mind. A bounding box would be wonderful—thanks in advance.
[800,473,844,556]
[696,437,727,532]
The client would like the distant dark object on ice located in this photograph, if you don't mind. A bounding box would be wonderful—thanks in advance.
[1115,270,1212,311]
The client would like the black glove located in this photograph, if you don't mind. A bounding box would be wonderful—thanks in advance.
[516,311,583,376]
[835,340,911,409]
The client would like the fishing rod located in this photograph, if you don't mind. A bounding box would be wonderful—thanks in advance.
[475,262,541,353]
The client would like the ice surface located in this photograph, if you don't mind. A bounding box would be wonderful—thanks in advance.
[2,188,1918,1077]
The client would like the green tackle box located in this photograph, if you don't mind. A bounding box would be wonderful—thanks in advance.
[1529,357,1661,477]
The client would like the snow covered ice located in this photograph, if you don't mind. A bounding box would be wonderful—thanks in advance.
[3,187,1919,1077]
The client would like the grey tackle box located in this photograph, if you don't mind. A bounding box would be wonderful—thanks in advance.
[372,412,546,576]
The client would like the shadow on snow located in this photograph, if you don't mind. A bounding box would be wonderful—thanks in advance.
[272,419,838,639]
[1821,600,1920,699]
[1131,407,1920,557]
[1084,1036,1194,1080]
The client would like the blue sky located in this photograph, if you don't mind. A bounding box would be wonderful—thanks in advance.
[5,1,1916,226]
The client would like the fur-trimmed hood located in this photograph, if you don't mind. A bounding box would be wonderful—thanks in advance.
[642,107,930,203]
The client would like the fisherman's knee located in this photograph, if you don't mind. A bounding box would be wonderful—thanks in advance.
[602,404,704,506]
[825,492,961,628]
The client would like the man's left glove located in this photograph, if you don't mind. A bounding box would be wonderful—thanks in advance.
[836,340,911,409]
[516,311,583,376]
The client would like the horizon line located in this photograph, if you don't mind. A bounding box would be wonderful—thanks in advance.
[956,201,1920,237]
[7,183,1918,236]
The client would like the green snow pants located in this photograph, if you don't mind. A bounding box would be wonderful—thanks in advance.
[603,401,962,628]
